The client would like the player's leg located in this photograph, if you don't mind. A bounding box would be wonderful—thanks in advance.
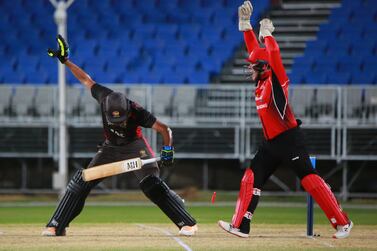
[134,137,197,236]
[139,175,197,231]
[42,146,112,236]
[219,146,279,237]
[301,173,352,238]
[283,129,352,238]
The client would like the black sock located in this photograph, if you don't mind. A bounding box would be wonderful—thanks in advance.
[239,193,260,234]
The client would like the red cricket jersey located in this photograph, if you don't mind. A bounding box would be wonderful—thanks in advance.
[244,30,297,140]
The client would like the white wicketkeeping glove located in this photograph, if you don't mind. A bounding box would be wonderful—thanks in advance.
[238,1,253,31]
[259,18,275,43]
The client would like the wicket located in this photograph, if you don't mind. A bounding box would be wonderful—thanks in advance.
[307,156,316,237]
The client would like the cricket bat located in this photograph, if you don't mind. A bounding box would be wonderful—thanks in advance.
[82,157,161,182]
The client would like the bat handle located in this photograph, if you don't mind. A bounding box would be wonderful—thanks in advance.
[141,157,161,166]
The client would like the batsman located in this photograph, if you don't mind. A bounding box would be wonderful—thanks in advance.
[42,35,197,236]
[218,1,353,239]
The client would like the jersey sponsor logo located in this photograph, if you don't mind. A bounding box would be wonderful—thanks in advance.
[256,103,267,110]
[255,95,263,101]
[110,128,125,138]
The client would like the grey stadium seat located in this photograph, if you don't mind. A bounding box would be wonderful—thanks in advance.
[66,87,83,117]
[126,86,148,107]
[80,88,100,117]
[173,86,197,117]
[151,86,174,116]
[0,85,13,116]
[11,86,36,116]
[34,86,56,117]
[290,87,314,119]
[345,87,363,123]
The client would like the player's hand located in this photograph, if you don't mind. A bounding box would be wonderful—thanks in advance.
[160,146,174,167]
[238,1,253,31]
[259,18,275,43]
[47,34,69,64]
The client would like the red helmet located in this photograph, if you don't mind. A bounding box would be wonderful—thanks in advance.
[247,48,269,64]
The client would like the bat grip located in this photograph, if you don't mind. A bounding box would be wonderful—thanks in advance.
[141,157,161,166]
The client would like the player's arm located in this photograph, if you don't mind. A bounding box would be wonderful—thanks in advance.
[152,120,174,167]
[259,19,289,85]
[47,34,95,89]
[152,120,173,146]
[65,60,95,89]
[239,1,260,54]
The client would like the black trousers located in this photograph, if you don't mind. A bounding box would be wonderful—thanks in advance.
[251,127,317,189]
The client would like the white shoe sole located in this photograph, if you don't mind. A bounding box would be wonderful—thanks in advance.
[218,220,249,238]
[179,225,198,236]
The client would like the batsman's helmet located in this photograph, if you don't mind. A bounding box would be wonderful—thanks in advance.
[104,92,130,124]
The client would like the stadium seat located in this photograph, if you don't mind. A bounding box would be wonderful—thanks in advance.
[327,73,351,84]
[351,73,376,85]
[304,72,327,85]
[0,0,263,85]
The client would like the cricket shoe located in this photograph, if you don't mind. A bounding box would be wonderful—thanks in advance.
[333,221,353,239]
[179,224,198,236]
[41,227,66,236]
[218,220,249,238]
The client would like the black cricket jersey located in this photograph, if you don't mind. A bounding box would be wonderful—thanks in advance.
[91,83,157,146]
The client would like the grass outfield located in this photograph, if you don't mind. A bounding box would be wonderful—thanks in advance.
[0,204,377,250]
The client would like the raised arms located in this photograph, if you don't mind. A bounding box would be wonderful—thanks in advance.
[48,35,95,89]
[238,1,260,53]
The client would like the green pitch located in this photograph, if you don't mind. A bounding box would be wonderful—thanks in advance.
[1,204,377,251]
[0,205,376,225]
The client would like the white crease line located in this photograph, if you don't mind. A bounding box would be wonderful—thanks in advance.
[309,236,335,248]
[137,224,192,251]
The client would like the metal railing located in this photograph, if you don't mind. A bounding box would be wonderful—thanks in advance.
[1,84,376,159]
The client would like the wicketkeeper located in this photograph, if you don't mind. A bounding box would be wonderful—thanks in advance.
[218,1,353,239]
[42,35,197,236]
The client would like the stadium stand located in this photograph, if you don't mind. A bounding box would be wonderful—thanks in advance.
[0,0,269,85]
[290,0,377,84]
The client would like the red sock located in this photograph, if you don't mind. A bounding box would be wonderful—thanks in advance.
[231,168,254,228]
[301,174,349,228]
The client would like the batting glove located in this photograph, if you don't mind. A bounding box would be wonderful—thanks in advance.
[238,1,253,31]
[259,18,275,43]
[160,146,174,167]
[47,34,69,64]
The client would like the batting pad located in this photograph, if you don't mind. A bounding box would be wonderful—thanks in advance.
[46,169,98,235]
[232,168,254,228]
[140,175,196,228]
[301,174,349,229]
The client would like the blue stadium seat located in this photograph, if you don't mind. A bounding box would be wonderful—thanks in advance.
[140,72,163,84]
[351,73,376,84]
[0,0,257,85]
[162,74,186,84]
[327,73,351,84]
[187,71,210,84]
[2,70,26,84]
[304,71,327,84]
[304,40,328,54]
[24,70,50,84]
[288,73,305,85]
